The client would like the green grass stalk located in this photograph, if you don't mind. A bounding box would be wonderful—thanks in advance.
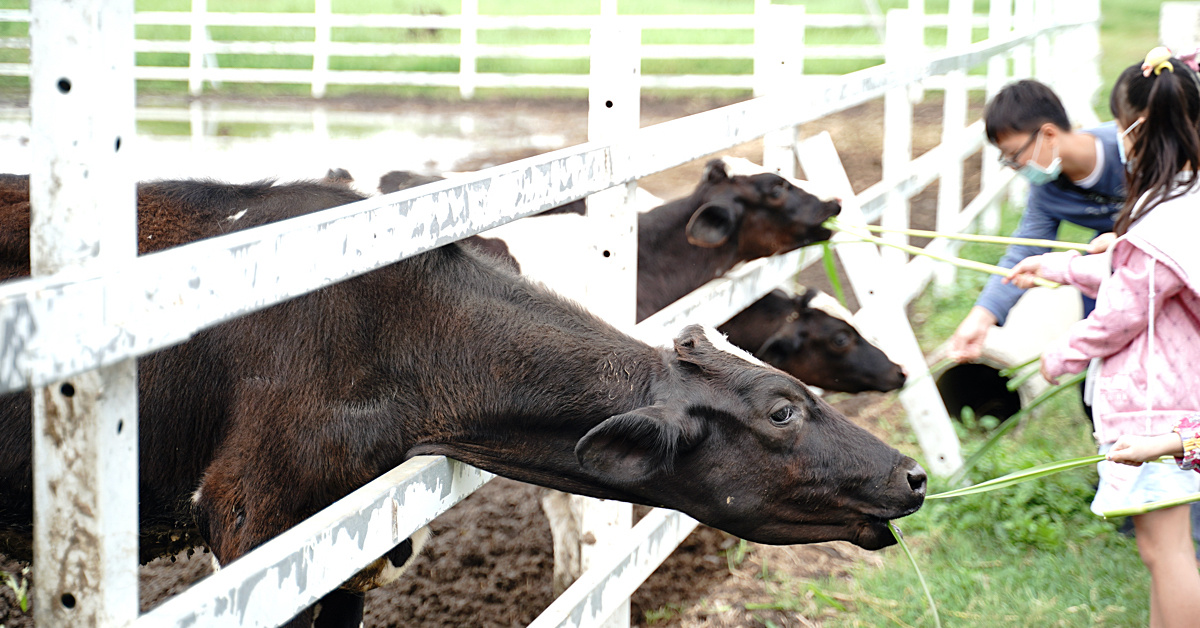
[889,522,941,628]
[929,455,1105,500]
[998,355,1040,378]
[1101,491,1200,518]
[822,241,849,308]
[827,222,1061,289]
[846,222,1092,252]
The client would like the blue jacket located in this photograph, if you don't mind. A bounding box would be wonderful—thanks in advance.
[976,122,1125,325]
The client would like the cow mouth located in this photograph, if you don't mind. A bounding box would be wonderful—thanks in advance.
[854,516,901,550]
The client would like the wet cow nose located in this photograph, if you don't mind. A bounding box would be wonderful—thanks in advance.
[907,464,928,496]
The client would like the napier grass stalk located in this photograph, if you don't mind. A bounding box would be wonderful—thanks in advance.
[844,222,1092,252]
[823,219,1061,289]
[1101,490,1200,518]
[889,522,941,628]
[930,455,1105,500]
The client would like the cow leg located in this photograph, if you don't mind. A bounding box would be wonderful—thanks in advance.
[280,590,364,628]
[540,488,582,595]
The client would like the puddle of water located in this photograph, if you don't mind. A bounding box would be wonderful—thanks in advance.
[0,100,581,195]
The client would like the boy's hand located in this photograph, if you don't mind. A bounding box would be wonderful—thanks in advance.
[1088,232,1116,254]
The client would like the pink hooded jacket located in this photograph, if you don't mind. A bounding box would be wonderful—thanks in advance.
[1039,186,1200,444]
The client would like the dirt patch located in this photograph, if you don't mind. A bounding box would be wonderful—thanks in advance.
[0,93,978,627]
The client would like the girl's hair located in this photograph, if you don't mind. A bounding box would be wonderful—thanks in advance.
[984,79,1071,144]
[1109,54,1200,234]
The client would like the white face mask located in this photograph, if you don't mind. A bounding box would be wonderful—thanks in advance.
[1017,131,1062,185]
[1117,117,1144,171]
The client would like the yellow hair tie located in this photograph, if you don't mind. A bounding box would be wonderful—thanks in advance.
[1143,46,1174,77]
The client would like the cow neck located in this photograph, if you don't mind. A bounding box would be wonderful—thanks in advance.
[636,192,739,321]
[402,246,666,498]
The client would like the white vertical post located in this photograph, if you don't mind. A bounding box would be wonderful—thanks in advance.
[1032,0,1052,86]
[312,0,331,98]
[576,3,637,627]
[188,0,207,96]
[882,9,917,270]
[29,1,139,626]
[933,0,971,292]
[980,0,1012,237]
[1056,0,1100,127]
[1012,0,1033,80]
[759,3,805,178]
[797,133,963,479]
[460,0,479,99]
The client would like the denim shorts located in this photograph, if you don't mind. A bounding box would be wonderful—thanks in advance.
[1091,441,1200,516]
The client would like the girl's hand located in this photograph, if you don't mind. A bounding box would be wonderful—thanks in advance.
[1088,232,1117,254]
[1005,255,1045,289]
[1039,357,1059,385]
[1107,433,1185,466]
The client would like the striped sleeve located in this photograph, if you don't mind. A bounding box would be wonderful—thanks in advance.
[1173,415,1200,472]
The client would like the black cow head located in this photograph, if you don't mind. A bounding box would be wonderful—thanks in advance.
[684,160,841,258]
[756,290,907,393]
[575,324,925,550]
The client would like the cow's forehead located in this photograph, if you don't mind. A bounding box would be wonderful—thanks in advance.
[698,325,767,367]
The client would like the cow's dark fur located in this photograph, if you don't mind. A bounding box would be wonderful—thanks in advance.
[719,289,906,393]
[0,175,923,625]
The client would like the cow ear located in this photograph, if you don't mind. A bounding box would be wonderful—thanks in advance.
[794,289,818,311]
[686,202,738,247]
[758,329,803,368]
[703,159,731,183]
[575,406,707,484]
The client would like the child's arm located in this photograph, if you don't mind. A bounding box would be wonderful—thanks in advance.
[1107,433,1184,466]
[1174,415,1200,472]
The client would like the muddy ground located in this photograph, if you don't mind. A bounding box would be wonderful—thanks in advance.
[0,92,982,627]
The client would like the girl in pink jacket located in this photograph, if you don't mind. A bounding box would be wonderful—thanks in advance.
[1008,47,1200,628]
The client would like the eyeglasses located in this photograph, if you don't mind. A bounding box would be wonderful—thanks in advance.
[998,131,1039,169]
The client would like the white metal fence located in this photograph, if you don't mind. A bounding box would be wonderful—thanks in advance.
[0,0,999,98]
[0,0,1100,625]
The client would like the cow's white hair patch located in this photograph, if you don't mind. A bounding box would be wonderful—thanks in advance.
[225,208,248,222]
[800,287,856,324]
[699,325,766,367]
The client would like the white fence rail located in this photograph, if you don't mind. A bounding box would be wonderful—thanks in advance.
[2,0,1100,625]
[0,1,996,98]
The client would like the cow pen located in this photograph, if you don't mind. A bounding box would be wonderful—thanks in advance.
[0,0,1100,626]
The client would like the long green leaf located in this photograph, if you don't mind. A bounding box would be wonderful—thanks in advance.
[998,355,1040,378]
[821,241,848,308]
[929,455,1104,499]
[890,522,941,628]
[1101,491,1200,518]
[949,371,1087,485]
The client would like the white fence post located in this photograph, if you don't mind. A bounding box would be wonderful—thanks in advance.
[572,4,639,627]
[1056,0,1101,127]
[29,0,139,625]
[459,0,478,99]
[882,9,917,271]
[312,0,331,98]
[933,0,971,292]
[759,3,805,177]
[188,0,207,96]
[1012,0,1034,80]
[980,0,1012,237]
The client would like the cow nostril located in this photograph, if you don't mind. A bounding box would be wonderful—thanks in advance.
[907,464,928,495]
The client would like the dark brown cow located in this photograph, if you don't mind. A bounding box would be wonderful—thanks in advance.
[720,288,906,393]
[0,175,924,626]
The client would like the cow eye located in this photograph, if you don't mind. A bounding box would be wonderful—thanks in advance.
[770,184,787,200]
[832,332,852,348]
[770,404,799,427]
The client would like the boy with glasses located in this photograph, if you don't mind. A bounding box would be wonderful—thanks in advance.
[948,79,1126,366]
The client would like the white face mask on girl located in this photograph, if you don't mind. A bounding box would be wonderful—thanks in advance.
[1017,131,1062,185]
[1117,117,1144,171]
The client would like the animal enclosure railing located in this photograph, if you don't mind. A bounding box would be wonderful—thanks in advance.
[0,0,998,99]
[0,0,1100,626]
